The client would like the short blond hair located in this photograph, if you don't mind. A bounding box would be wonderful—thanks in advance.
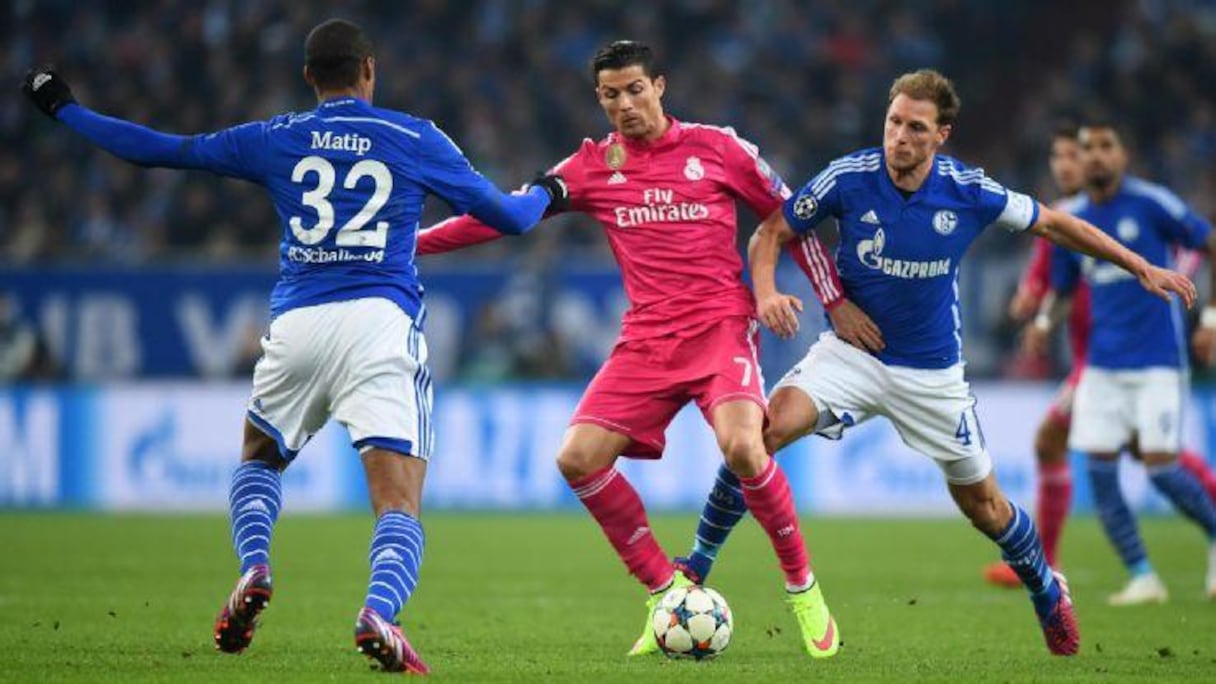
[888,69,960,126]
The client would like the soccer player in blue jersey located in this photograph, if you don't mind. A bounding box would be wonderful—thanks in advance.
[677,69,1196,656]
[1046,122,1216,605]
[23,19,565,674]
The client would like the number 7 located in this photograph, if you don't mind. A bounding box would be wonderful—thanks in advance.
[732,356,753,387]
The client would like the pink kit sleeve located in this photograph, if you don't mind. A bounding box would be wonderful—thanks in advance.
[717,128,845,309]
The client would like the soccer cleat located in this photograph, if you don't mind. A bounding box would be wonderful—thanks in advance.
[213,564,273,654]
[1038,571,1080,656]
[786,581,840,658]
[983,561,1022,589]
[672,556,704,585]
[627,571,694,656]
[354,606,430,674]
[1107,572,1168,606]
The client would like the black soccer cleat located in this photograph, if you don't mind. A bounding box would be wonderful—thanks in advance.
[213,564,273,654]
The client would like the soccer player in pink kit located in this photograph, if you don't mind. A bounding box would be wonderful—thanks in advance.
[418,41,854,658]
[984,126,1216,588]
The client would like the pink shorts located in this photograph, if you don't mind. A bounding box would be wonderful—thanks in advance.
[571,316,765,459]
[1045,364,1084,428]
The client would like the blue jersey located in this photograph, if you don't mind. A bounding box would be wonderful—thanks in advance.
[58,97,548,323]
[785,149,1040,369]
[1051,177,1211,370]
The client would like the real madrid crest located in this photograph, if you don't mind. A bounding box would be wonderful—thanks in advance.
[605,143,626,170]
[684,156,705,181]
[932,209,958,236]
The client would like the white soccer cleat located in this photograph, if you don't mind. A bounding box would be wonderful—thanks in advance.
[1107,572,1168,606]
[1206,544,1216,600]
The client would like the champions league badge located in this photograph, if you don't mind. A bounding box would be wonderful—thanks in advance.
[793,191,818,220]
[606,143,626,170]
[932,209,958,235]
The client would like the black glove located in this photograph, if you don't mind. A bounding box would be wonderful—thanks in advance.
[22,67,76,119]
[527,173,569,212]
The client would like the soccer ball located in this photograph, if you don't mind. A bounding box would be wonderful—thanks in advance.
[651,585,733,660]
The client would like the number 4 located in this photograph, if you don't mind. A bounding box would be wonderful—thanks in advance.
[955,411,972,446]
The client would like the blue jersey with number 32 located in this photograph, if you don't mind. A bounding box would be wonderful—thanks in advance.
[184,97,502,321]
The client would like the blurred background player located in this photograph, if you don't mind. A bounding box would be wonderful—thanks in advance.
[682,69,1198,656]
[417,40,859,659]
[1047,122,1216,605]
[22,18,564,674]
[986,125,1216,588]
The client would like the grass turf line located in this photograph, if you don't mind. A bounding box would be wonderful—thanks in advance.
[1,513,1213,682]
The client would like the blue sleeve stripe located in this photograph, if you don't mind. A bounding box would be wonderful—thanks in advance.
[811,157,881,197]
[939,166,1007,195]
[321,116,421,139]
[810,153,880,187]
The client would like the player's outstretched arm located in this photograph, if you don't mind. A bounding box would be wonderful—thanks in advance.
[1031,204,1196,307]
[416,214,512,255]
[464,173,567,236]
[23,67,208,169]
[417,174,567,255]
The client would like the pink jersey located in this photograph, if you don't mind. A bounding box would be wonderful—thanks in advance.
[418,117,840,340]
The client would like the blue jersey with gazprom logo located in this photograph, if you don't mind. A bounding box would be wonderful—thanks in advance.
[785,148,1040,369]
[182,97,506,321]
[1051,177,1211,370]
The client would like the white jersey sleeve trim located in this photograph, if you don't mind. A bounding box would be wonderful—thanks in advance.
[995,190,1038,232]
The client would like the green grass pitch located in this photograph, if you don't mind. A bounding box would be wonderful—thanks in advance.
[1,513,1213,682]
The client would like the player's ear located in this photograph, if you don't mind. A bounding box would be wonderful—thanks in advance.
[652,74,666,98]
[937,123,952,146]
[303,65,315,89]
[362,57,375,82]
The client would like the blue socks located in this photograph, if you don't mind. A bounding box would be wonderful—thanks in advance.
[365,511,425,621]
[685,464,748,581]
[1148,462,1216,539]
[229,461,282,573]
[988,503,1060,617]
[1088,458,1151,575]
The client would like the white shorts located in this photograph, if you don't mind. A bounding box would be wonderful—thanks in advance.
[247,297,433,461]
[773,333,992,485]
[1069,366,1184,454]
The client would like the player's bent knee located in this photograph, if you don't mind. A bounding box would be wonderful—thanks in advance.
[555,443,613,481]
[718,433,766,478]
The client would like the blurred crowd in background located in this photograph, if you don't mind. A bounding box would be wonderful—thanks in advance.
[2,0,1215,381]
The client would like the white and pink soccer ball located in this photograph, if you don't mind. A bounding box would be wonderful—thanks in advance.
[651,585,733,660]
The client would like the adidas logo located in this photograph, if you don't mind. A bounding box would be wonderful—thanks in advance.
[861,210,880,225]
[626,526,650,545]
[373,548,404,563]
[608,171,627,185]
[776,524,796,538]
[240,498,270,514]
